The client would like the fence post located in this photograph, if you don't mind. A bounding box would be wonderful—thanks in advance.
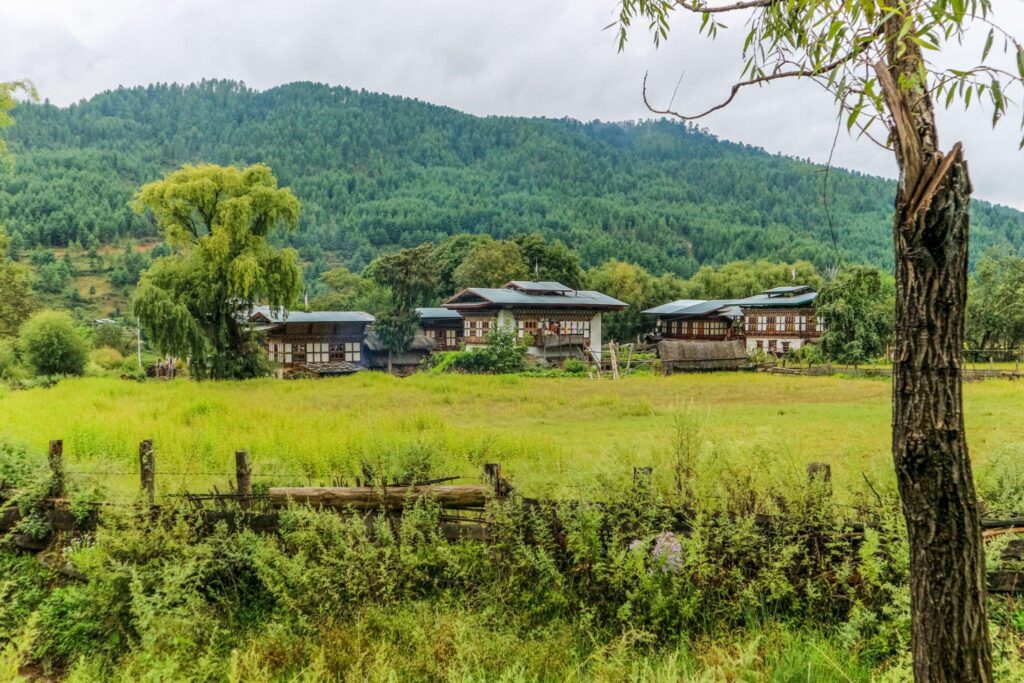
[139,439,155,506]
[807,462,832,497]
[236,450,253,509]
[633,466,653,487]
[483,463,506,501]
[48,439,64,498]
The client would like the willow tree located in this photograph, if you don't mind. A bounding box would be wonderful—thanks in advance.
[131,163,302,379]
[614,1,1023,679]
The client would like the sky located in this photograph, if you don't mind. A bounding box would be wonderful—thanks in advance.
[2,0,1022,209]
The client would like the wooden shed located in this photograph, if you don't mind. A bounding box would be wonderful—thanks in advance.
[658,339,748,373]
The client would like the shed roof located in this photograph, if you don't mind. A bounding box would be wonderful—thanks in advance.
[250,306,375,324]
[658,339,748,363]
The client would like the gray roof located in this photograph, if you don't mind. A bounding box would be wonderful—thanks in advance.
[643,299,741,317]
[250,306,375,324]
[444,287,627,310]
[505,280,573,293]
[763,285,815,295]
[734,290,818,308]
[644,286,818,318]
[416,307,463,320]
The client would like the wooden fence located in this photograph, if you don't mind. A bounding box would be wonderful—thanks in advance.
[3,439,1024,593]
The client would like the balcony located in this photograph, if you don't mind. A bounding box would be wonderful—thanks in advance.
[532,332,586,348]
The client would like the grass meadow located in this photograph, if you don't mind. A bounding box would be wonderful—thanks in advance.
[3,372,1024,504]
[6,372,1024,680]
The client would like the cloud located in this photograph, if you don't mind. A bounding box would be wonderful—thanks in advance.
[1,0,1021,208]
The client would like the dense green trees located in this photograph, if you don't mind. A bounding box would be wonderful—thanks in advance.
[585,260,686,341]
[0,229,33,336]
[683,260,824,299]
[816,267,895,366]
[131,163,302,379]
[967,253,1024,352]
[1,81,1021,275]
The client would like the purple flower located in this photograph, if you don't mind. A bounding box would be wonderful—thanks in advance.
[650,531,683,573]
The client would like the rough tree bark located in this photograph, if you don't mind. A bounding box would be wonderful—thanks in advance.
[879,21,993,683]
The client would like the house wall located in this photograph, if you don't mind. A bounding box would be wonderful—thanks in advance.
[460,308,605,361]
[657,315,736,341]
[741,306,821,356]
[264,322,368,367]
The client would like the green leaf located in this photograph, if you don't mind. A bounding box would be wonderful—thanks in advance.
[982,28,994,62]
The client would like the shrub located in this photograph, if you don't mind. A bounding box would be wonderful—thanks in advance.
[450,326,526,374]
[17,310,89,376]
[90,347,126,371]
[563,358,587,375]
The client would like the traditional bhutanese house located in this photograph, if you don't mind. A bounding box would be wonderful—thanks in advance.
[735,285,822,356]
[363,307,465,373]
[642,299,744,341]
[416,307,464,351]
[248,306,374,374]
[442,280,627,361]
[658,339,748,373]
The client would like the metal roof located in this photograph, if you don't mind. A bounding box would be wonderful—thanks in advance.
[250,306,375,324]
[644,287,818,318]
[505,280,573,293]
[643,299,742,317]
[416,307,463,320]
[444,287,627,310]
[763,285,815,295]
[733,290,818,307]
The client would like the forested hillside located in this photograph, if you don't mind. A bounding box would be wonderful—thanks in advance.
[1,79,1022,275]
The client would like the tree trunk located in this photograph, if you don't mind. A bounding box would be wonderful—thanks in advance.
[878,24,993,681]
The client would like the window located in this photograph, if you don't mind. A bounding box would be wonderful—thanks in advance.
[757,316,768,332]
[307,342,329,364]
[796,316,807,332]
[445,329,457,348]
[776,316,787,332]
[816,316,827,332]
[344,342,361,362]
[706,321,726,336]
[782,341,791,353]
[756,340,764,350]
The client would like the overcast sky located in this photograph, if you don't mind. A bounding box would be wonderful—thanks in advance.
[2,0,1022,208]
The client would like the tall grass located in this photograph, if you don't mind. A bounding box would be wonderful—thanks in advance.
[2,373,1024,502]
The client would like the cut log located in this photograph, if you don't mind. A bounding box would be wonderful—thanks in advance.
[267,484,490,510]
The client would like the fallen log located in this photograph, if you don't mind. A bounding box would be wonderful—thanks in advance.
[267,484,490,510]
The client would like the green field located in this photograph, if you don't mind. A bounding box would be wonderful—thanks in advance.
[5,373,1024,680]
[3,373,1024,505]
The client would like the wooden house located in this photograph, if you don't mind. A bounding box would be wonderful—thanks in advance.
[735,286,822,355]
[248,307,374,374]
[643,299,744,341]
[363,308,464,373]
[442,281,627,362]
[643,284,822,363]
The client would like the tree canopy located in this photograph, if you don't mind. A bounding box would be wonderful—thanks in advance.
[1,80,1021,275]
[816,266,895,365]
[130,163,302,379]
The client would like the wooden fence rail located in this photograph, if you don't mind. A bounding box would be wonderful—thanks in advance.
[6,438,1024,593]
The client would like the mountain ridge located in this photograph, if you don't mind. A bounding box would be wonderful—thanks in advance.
[1,79,1022,276]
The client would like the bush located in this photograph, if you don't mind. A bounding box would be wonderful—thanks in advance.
[17,310,89,376]
[450,326,527,374]
[89,347,127,371]
[563,358,587,375]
